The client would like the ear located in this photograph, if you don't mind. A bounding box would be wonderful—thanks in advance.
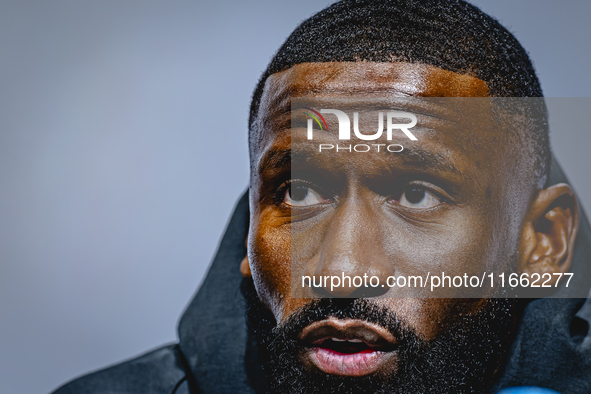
[519,183,579,285]
[240,235,252,277]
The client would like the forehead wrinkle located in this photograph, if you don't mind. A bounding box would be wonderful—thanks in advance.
[263,62,490,100]
[267,74,420,100]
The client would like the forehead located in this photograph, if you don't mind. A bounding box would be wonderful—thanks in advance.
[250,62,507,180]
[252,62,491,149]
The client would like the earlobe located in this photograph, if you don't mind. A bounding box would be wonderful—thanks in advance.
[240,256,252,277]
[519,183,579,284]
[240,236,252,277]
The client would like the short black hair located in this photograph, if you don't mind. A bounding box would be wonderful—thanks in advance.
[249,0,550,182]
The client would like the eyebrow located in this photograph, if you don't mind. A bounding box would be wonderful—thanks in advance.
[397,147,462,175]
[257,147,301,173]
[257,144,463,177]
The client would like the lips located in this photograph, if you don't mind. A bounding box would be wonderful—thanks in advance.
[299,318,400,376]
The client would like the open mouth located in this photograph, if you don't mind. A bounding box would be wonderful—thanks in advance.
[299,318,400,376]
[316,337,377,354]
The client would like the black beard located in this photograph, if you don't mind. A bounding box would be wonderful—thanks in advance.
[241,278,521,394]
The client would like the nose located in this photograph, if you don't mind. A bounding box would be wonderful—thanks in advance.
[308,197,394,298]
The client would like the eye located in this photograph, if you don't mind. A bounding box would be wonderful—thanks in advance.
[396,185,441,209]
[284,183,329,207]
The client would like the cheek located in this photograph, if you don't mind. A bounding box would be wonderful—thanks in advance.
[248,210,294,321]
[388,212,494,279]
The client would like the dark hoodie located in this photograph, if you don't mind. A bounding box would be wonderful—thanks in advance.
[51,159,591,394]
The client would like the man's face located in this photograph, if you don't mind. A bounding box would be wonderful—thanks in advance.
[245,62,535,392]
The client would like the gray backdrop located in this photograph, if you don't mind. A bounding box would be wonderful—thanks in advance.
[0,1,589,393]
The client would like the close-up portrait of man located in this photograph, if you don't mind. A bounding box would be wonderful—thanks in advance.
[2,1,590,394]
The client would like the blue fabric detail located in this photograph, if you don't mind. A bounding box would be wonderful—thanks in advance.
[498,387,561,394]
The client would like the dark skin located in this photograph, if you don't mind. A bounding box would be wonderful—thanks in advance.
[241,62,579,379]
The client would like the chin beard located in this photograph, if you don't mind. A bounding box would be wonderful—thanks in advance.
[241,278,521,394]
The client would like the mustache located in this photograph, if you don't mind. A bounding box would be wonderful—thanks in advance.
[242,279,419,347]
